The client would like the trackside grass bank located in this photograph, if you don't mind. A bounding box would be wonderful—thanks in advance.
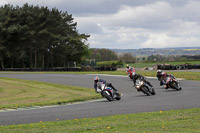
[1,108,200,133]
[127,61,200,68]
[0,77,101,110]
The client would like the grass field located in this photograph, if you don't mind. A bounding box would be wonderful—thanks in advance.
[0,77,100,110]
[0,108,200,133]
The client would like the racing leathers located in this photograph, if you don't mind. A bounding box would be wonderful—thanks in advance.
[157,71,167,86]
[94,79,118,93]
[126,67,136,79]
[157,71,176,89]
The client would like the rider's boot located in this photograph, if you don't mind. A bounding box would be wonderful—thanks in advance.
[165,85,169,89]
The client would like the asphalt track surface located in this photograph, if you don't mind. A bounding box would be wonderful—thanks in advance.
[0,73,200,125]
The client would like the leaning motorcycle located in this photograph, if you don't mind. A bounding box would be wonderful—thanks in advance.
[165,76,182,91]
[135,79,156,96]
[97,84,121,101]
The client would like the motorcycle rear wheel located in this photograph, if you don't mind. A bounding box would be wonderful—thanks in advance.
[170,82,181,91]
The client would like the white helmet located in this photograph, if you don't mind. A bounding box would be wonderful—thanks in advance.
[157,69,162,73]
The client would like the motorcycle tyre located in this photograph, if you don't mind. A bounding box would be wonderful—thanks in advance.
[141,86,151,96]
[102,91,113,101]
[115,92,121,100]
[151,88,156,95]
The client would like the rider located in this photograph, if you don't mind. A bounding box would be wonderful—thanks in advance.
[156,69,167,86]
[132,73,154,91]
[126,64,134,72]
[126,64,136,79]
[157,69,175,89]
[93,76,118,93]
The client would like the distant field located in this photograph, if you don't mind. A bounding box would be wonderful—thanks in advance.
[127,61,200,68]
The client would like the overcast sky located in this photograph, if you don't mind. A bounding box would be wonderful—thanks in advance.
[1,0,200,49]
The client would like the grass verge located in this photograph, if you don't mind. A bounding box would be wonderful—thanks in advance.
[0,108,200,133]
[0,77,101,110]
[93,70,200,81]
[127,60,200,68]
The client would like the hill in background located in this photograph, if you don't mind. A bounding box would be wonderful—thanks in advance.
[112,47,200,56]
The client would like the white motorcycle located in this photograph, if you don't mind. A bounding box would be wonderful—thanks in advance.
[135,79,156,96]
[97,83,121,101]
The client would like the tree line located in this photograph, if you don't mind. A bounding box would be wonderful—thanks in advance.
[0,4,89,69]
[88,49,200,65]
[88,48,136,63]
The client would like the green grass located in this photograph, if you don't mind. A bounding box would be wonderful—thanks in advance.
[128,60,200,68]
[1,108,200,133]
[0,77,101,110]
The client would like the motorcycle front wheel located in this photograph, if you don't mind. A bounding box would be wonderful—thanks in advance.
[170,82,181,91]
[115,92,121,100]
[151,88,156,95]
[102,91,113,101]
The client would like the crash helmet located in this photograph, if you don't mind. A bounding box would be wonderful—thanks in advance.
[94,76,99,82]
[126,64,129,69]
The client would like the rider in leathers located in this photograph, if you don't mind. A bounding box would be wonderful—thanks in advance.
[157,69,175,89]
[94,76,118,93]
[126,64,135,73]
[156,69,167,86]
[133,74,154,91]
[126,64,136,79]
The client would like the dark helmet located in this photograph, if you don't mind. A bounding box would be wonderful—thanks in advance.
[94,76,99,82]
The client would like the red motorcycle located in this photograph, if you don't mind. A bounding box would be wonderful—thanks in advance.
[126,67,136,79]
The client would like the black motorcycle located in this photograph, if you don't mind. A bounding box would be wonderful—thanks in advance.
[135,79,156,96]
[165,76,182,91]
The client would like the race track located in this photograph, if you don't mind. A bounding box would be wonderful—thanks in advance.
[0,73,200,125]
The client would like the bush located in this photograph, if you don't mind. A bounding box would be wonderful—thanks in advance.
[96,61,123,67]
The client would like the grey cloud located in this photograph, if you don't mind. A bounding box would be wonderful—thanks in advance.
[2,0,200,49]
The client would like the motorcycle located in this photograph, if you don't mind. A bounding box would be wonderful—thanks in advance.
[96,84,121,101]
[135,79,156,96]
[165,76,182,91]
[126,68,136,79]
